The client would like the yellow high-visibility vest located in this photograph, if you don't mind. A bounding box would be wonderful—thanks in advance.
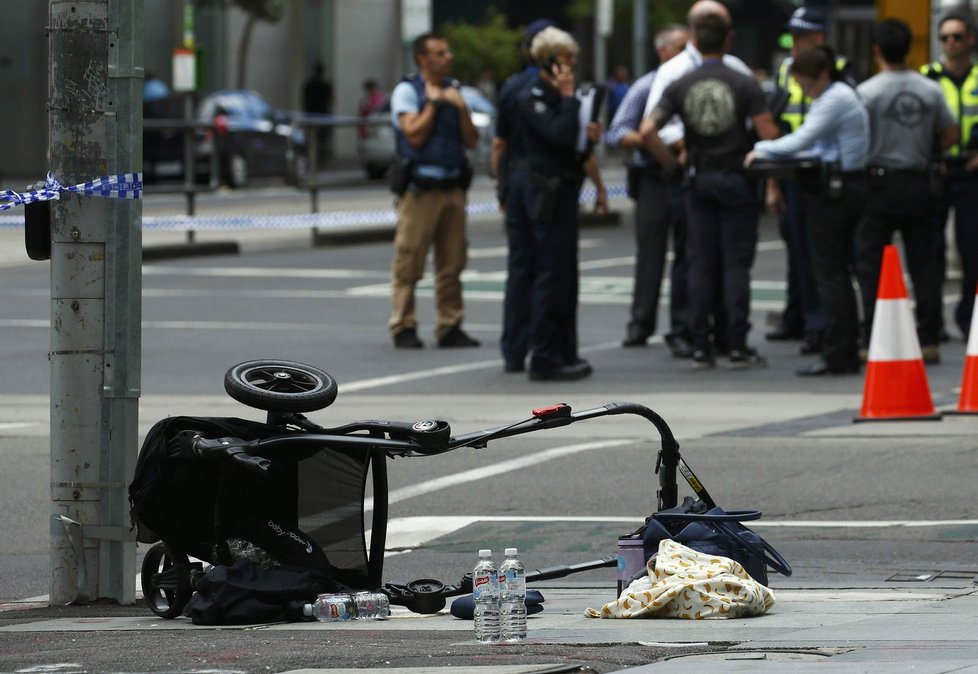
[920,60,978,156]
[777,56,850,132]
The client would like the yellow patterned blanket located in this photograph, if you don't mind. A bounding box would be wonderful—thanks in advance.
[586,539,776,619]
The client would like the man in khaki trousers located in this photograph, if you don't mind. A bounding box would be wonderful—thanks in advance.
[388,32,480,349]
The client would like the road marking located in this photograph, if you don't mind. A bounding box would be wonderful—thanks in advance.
[0,422,34,431]
[340,338,623,393]
[379,515,978,555]
[143,265,388,279]
[365,439,633,514]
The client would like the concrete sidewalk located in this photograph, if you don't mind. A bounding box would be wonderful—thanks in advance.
[1,576,976,672]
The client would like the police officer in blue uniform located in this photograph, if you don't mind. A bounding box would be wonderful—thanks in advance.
[494,19,554,373]
[516,27,603,381]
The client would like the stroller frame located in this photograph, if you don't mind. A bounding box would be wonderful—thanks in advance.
[133,359,712,618]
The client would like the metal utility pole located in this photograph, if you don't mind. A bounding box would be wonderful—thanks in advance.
[632,0,647,78]
[48,0,142,604]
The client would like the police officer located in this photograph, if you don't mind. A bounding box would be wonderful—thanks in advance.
[922,12,978,340]
[387,32,480,350]
[750,45,870,376]
[643,12,780,370]
[857,19,958,364]
[516,26,603,381]
[494,18,554,373]
[767,7,858,354]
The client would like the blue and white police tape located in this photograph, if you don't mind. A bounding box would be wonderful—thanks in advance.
[0,181,626,231]
[0,172,142,211]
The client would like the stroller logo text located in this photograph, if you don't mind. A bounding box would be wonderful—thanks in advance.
[267,520,313,554]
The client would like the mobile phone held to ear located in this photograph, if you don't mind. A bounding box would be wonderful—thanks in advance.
[545,56,559,75]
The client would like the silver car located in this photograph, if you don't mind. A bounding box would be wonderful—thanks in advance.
[359,85,495,180]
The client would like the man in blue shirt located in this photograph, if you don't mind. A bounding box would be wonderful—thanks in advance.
[388,32,480,350]
[606,24,692,355]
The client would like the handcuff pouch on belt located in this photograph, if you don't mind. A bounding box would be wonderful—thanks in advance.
[390,156,413,196]
[818,161,843,200]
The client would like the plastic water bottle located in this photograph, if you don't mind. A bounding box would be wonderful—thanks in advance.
[499,547,527,641]
[473,548,500,642]
[311,593,357,622]
[353,591,390,620]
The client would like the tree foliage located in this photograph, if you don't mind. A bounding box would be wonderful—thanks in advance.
[438,9,524,87]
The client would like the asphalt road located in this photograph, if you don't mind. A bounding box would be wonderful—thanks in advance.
[1,173,976,614]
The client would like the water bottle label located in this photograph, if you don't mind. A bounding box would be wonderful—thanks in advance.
[473,574,489,599]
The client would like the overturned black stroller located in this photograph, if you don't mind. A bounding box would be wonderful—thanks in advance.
[129,359,709,620]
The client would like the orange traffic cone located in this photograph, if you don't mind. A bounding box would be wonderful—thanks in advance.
[945,281,978,415]
[855,245,941,422]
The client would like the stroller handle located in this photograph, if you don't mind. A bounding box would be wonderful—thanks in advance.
[178,401,705,511]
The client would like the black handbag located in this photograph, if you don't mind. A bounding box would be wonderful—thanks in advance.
[636,498,792,587]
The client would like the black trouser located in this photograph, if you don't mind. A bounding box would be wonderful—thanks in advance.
[805,173,867,370]
[527,177,582,372]
[938,171,978,337]
[778,178,824,339]
[501,167,533,365]
[629,170,688,339]
[684,169,759,353]
[856,170,942,347]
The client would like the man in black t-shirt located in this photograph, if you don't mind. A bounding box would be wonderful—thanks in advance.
[642,12,780,369]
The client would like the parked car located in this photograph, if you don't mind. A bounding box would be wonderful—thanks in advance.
[358,85,495,180]
[143,90,307,188]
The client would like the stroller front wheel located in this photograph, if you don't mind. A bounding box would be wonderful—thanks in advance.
[224,359,338,413]
[141,542,193,619]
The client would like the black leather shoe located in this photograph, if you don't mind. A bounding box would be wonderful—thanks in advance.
[691,349,715,370]
[665,334,695,359]
[800,337,823,355]
[438,324,480,347]
[504,360,525,373]
[622,325,651,347]
[528,360,593,381]
[393,328,423,349]
[766,327,804,341]
[797,361,859,376]
[728,347,767,369]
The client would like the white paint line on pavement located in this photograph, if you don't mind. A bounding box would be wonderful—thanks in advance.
[0,422,35,431]
[377,515,978,556]
[142,265,388,279]
[340,339,624,393]
[367,439,633,514]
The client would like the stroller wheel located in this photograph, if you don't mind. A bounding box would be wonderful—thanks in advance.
[224,360,338,413]
[141,542,193,619]
[403,578,448,614]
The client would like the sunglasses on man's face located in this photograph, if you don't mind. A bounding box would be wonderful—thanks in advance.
[939,32,967,43]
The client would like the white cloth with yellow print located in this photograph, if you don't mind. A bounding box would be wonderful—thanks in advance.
[586,539,776,619]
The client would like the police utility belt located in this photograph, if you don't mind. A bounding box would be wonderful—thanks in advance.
[390,159,473,195]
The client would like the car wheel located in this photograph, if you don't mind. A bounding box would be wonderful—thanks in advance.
[225,153,248,188]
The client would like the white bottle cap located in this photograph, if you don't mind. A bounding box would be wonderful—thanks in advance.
[505,547,517,556]
[303,603,313,617]
[479,548,492,557]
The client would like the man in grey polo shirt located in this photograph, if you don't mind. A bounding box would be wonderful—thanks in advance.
[856,18,958,364]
